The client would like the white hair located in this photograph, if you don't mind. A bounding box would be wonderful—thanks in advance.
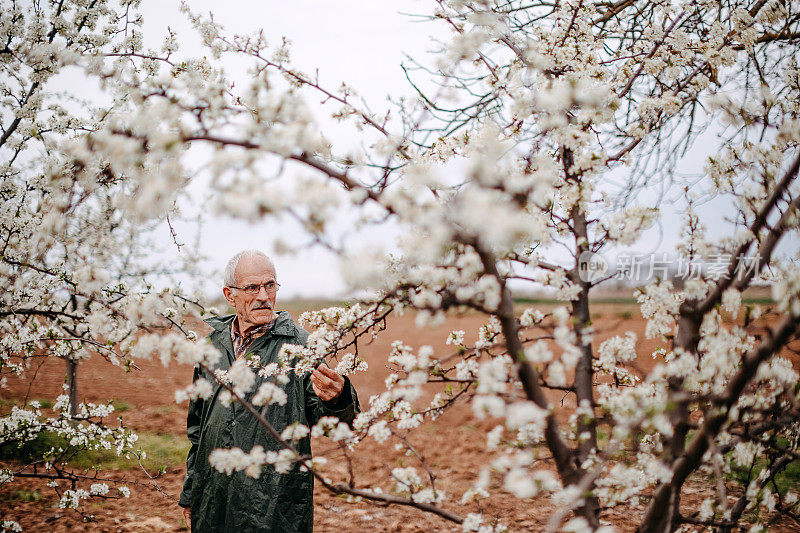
[223,250,275,287]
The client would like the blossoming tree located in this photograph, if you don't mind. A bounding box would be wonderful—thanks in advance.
[3,0,800,531]
[0,0,211,525]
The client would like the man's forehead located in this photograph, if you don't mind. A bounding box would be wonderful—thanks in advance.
[235,257,276,282]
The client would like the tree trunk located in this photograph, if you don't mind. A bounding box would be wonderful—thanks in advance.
[66,356,78,417]
[638,483,679,533]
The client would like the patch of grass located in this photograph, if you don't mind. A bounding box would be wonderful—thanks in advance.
[87,499,112,510]
[34,398,54,409]
[728,456,800,496]
[615,310,633,319]
[742,298,775,305]
[110,400,132,413]
[0,431,189,472]
[776,460,800,494]
[0,430,68,463]
[71,433,189,472]
[12,489,42,502]
[514,297,561,305]
[723,436,800,497]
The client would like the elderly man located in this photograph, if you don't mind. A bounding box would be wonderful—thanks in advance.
[179,250,359,532]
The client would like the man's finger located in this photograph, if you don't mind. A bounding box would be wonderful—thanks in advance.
[311,370,334,387]
[317,363,337,377]
[317,364,343,381]
[324,369,344,383]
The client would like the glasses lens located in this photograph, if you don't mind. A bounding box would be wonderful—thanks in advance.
[240,283,278,294]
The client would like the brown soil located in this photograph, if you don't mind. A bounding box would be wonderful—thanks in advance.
[2,306,798,532]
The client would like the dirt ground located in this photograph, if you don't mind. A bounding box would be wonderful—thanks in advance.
[2,304,799,532]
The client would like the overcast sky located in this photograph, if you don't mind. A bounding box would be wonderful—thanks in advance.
[120,1,795,300]
[136,1,444,299]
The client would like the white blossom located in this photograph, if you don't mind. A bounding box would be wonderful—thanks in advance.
[252,382,288,407]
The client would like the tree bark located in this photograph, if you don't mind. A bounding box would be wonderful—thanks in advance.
[66,356,78,417]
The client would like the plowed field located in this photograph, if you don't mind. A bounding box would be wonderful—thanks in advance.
[2,304,798,532]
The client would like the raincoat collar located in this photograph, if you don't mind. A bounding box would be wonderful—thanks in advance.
[204,311,296,337]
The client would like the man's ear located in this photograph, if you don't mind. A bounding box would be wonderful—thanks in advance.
[222,286,235,307]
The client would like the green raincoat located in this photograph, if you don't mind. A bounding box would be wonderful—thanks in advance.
[178,312,360,532]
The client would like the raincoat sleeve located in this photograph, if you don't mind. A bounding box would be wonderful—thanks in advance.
[304,374,360,428]
[179,365,205,508]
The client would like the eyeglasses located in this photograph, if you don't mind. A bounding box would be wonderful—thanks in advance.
[228,281,281,295]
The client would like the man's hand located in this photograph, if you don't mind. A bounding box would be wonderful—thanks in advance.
[182,507,190,529]
[311,363,345,402]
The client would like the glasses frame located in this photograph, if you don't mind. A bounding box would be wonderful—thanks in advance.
[227,282,281,295]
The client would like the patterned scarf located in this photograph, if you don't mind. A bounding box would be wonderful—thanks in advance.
[231,318,275,360]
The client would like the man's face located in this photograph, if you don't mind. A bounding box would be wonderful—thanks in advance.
[222,255,278,329]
